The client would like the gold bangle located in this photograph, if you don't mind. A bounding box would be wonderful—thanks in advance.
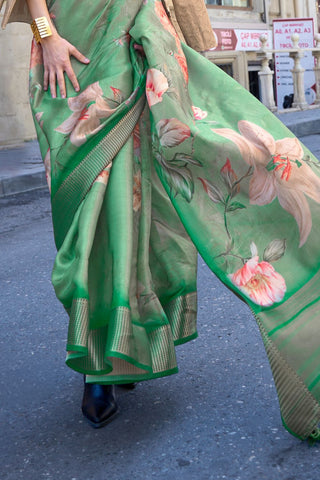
[30,17,52,43]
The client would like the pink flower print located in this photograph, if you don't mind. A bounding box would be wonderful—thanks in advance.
[133,170,142,212]
[146,69,169,107]
[198,177,225,204]
[110,86,124,104]
[213,120,320,246]
[44,149,51,192]
[35,112,44,129]
[272,154,292,181]
[229,244,286,307]
[95,164,112,186]
[154,0,181,46]
[220,158,240,195]
[55,82,118,146]
[133,123,141,158]
[30,38,43,70]
[192,106,207,120]
[221,158,233,174]
[174,53,188,83]
[156,118,191,147]
[113,32,130,47]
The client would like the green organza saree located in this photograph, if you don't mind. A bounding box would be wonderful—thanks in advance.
[30,0,320,441]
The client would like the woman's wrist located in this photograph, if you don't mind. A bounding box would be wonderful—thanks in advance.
[27,0,58,42]
[30,16,53,43]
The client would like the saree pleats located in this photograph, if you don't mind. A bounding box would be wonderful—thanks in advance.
[30,0,320,439]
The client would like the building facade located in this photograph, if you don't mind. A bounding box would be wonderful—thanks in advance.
[204,0,318,94]
[0,0,318,146]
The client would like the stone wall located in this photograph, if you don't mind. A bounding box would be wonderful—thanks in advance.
[0,19,35,147]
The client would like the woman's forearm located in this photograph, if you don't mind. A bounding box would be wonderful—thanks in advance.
[26,0,58,36]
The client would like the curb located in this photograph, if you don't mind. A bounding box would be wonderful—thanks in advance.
[0,140,46,198]
[275,107,320,136]
[0,170,47,198]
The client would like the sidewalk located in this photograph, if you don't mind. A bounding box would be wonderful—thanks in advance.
[0,141,46,198]
[1,107,320,198]
[276,106,320,137]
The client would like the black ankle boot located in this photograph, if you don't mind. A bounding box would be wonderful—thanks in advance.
[82,381,119,428]
[119,383,136,390]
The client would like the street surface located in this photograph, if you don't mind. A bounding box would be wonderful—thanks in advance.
[1,188,320,480]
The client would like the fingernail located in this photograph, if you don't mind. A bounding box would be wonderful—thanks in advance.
[85,58,90,62]
[61,94,66,99]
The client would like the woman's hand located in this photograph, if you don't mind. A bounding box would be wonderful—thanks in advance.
[26,0,89,97]
[41,34,90,98]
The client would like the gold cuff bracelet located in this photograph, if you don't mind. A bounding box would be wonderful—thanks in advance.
[30,17,52,43]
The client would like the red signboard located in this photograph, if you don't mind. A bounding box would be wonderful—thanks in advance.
[212,29,272,52]
[213,29,237,51]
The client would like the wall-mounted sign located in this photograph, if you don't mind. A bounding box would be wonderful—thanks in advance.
[273,18,315,109]
[212,28,272,52]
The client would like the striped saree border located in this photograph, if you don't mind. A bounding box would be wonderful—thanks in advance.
[65,299,178,378]
[253,270,320,439]
[148,324,177,373]
[163,292,197,343]
[52,93,146,248]
[255,314,320,440]
[67,298,89,350]
[65,292,197,381]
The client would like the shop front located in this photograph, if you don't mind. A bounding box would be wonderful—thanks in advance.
[204,0,318,102]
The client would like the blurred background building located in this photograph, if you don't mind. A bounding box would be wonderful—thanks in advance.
[205,0,318,98]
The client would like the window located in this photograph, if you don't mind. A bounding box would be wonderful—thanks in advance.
[216,63,234,77]
[206,0,251,8]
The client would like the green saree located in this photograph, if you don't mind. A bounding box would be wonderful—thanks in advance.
[30,0,320,441]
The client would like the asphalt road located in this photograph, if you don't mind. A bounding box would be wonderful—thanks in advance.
[0,189,319,480]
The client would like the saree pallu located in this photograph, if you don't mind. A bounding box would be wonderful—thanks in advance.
[30,0,320,441]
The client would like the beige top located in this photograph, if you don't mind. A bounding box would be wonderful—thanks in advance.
[162,0,216,51]
[0,0,32,26]
[0,0,216,51]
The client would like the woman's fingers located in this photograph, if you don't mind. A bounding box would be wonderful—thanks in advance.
[57,70,66,99]
[41,37,90,97]
[43,68,49,91]
[65,45,90,91]
[48,63,79,98]
[64,43,90,93]
[70,45,90,65]
[49,70,57,98]
[64,62,80,92]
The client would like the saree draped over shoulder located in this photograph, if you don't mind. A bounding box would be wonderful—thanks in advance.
[28,0,320,441]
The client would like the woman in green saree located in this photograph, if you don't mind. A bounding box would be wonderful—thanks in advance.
[6,0,320,440]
